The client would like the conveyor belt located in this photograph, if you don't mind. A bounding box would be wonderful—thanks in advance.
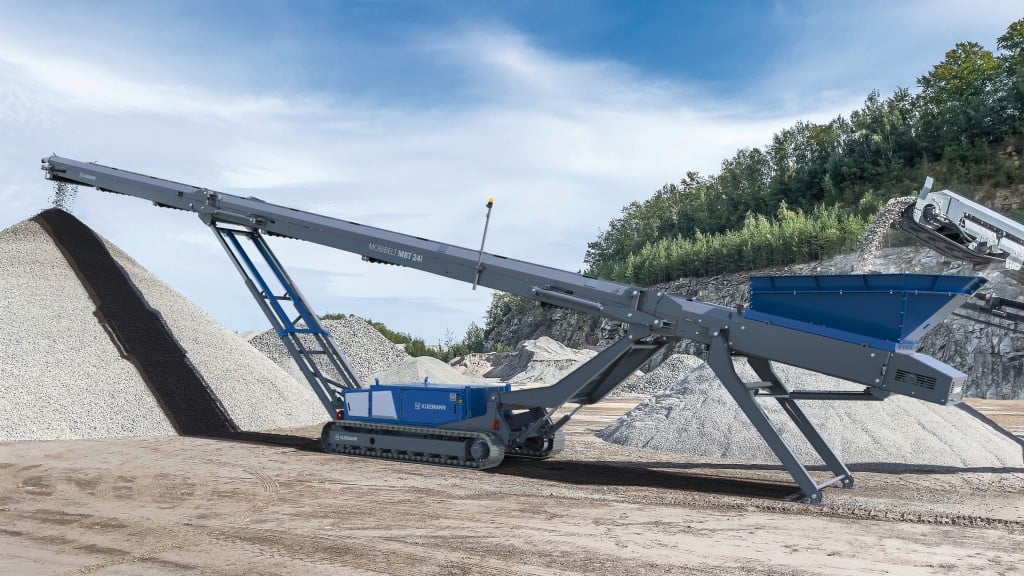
[895,204,1004,266]
[34,209,238,436]
[40,155,992,504]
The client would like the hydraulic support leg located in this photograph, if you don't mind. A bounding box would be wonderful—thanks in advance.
[211,225,362,418]
[707,332,845,504]
[746,356,854,489]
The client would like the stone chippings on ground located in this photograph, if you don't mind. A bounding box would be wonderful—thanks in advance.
[598,354,1024,468]
[248,316,409,386]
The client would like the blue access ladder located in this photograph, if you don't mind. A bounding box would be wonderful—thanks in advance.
[211,224,361,417]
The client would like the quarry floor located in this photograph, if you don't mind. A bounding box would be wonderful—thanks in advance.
[2,399,1023,576]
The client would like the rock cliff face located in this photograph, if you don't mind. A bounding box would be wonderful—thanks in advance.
[485,245,1024,399]
[483,306,607,351]
[453,337,598,386]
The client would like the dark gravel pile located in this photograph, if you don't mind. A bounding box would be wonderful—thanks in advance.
[35,209,237,436]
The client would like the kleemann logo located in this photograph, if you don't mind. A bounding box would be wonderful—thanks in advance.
[414,402,448,411]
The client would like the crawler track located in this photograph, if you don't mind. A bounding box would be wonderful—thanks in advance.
[506,430,566,460]
[321,421,505,469]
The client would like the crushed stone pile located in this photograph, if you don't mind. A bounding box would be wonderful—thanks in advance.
[40,210,237,435]
[248,316,409,386]
[0,211,328,442]
[0,218,173,440]
[598,355,1024,469]
[611,354,703,396]
[376,356,492,386]
[452,336,644,390]
[458,337,597,386]
[449,352,506,379]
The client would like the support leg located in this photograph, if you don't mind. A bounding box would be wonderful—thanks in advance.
[706,334,824,503]
[747,356,854,489]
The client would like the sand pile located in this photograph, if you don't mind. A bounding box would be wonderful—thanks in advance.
[248,316,409,386]
[0,211,329,442]
[599,354,1024,468]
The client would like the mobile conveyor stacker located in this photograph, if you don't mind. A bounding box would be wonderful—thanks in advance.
[42,155,988,504]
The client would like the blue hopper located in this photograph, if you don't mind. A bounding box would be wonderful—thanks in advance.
[745,273,987,351]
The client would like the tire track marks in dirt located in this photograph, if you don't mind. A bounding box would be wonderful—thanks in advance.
[214,527,567,576]
[232,467,281,524]
[3,505,220,576]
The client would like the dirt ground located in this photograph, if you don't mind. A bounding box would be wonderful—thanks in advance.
[2,398,1023,576]
[965,398,1024,436]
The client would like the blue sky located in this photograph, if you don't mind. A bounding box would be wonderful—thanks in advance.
[1,1,1021,343]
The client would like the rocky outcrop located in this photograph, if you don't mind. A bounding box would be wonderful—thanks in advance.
[485,243,1024,399]
[484,305,610,351]
[453,337,598,386]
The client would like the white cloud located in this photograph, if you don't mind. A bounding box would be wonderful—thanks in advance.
[754,0,1024,112]
[0,38,320,121]
[1,8,1018,342]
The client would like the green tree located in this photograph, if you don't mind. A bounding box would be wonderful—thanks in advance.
[583,19,1024,285]
[998,18,1024,132]
[918,41,1003,151]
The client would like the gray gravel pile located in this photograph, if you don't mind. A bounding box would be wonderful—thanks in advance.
[104,240,328,432]
[449,352,507,379]
[478,337,597,386]
[611,354,703,396]
[376,356,492,385]
[0,215,328,441]
[598,355,1024,468]
[0,219,175,441]
[248,316,409,386]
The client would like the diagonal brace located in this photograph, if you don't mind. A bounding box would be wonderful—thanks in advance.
[707,332,828,504]
[746,356,854,489]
